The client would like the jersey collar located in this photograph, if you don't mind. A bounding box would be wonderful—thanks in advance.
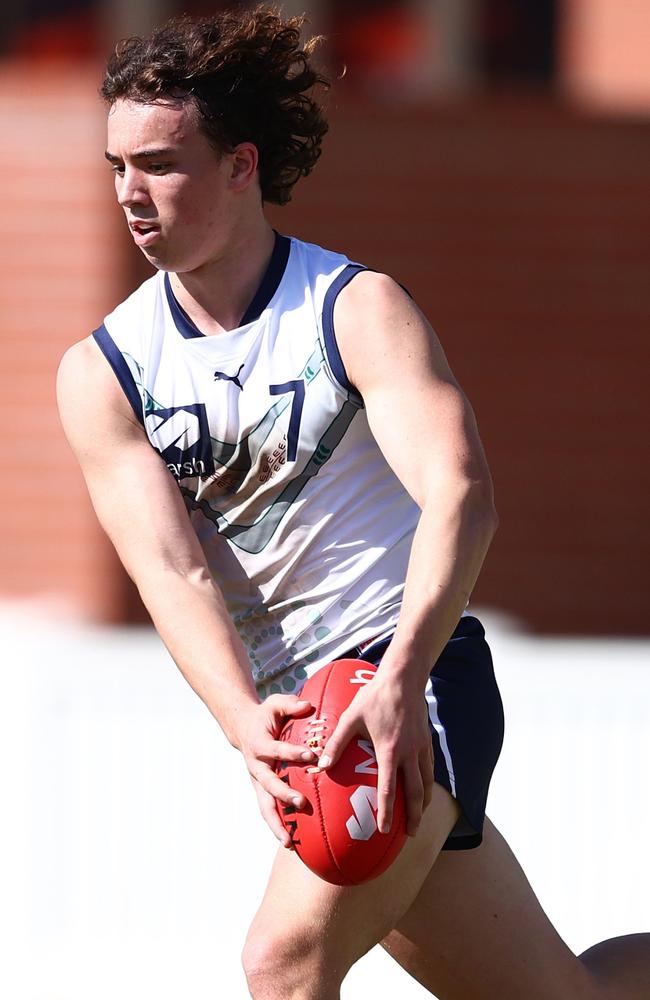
[164,231,291,340]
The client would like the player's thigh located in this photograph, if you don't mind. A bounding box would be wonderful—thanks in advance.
[243,783,460,980]
[382,817,603,1000]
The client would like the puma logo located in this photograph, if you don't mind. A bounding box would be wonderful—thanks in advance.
[214,362,245,390]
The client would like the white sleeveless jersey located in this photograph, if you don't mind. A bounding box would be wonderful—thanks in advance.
[93,234,422,698]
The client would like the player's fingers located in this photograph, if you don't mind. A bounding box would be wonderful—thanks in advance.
[376,749,397,834]
[318,710,360,769]
[265,695,313,727]
[254,737,317,765]
[403,756,426,836]
[248,760,307,810]
[252,780,294,848]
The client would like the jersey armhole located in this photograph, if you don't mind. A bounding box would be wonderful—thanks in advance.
[321,264,368,405]
[321,266,413,404]
[92,324,144,427]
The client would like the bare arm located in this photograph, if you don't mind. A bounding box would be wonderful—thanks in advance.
[57,337,317,843]
[320,272,498,834]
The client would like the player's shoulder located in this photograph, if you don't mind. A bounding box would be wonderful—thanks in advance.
[337,269,412,316]
[57,334,102,387]
[286,233,357,278]
[101,269,163,335]
[57,333,118,400]
[333,269,446,397]
[58,273,161,421]
[287,235,413,319]
[57,332,136,424]
[334,270,422,350]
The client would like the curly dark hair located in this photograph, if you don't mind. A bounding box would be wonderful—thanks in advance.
[100,5,329,205]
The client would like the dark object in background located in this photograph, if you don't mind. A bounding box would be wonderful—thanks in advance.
[479,0,558,86]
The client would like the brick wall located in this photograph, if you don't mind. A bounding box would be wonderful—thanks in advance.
[0,64,128,620]
[1,73,647,633]
[267,97,650,633]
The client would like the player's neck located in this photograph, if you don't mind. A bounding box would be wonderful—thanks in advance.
[169,217,276,336]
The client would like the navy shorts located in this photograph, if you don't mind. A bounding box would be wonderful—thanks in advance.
[349,615,504,851]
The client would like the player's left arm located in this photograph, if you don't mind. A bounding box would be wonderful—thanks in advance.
[319,271,498,837]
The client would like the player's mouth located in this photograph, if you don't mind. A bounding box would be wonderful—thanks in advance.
[129,221,161,247]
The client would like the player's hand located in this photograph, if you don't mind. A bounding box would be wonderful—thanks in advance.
[237,695,317,847]
[318,671,433,837]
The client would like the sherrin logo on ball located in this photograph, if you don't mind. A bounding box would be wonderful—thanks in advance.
[275,659,407,886]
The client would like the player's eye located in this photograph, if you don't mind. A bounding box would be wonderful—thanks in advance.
[148,162,170,174]
[110,163,125,175]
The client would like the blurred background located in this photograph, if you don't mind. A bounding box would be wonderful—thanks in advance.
[0,0,649,632]
[1,5,649,999]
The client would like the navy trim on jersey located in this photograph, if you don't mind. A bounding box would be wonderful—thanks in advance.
[240,232,291,326]
[321,264,366,403]
[163,232,291,340]
[164,274,202,340]
[92,324,144,426]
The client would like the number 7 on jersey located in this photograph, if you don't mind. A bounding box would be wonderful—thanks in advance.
[269,380,305,462]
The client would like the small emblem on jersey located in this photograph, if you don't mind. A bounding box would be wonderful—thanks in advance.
[144,403,215,480]
[259,439,287,484]
[214,362,245,390]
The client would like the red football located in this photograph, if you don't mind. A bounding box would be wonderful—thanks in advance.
[275,659,407,886]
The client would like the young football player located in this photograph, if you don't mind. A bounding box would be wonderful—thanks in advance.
[58,7,649,998]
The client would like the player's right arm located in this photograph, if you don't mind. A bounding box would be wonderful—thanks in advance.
[56,337,317,844]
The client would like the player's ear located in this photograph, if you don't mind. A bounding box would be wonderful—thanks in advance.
[229,142,259,192]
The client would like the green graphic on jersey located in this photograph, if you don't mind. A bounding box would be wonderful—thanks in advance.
[181,398,360,553]
[126,341,360,552]
[137,369,288,490]
[233,599,333,700]
[200,341,325,489]
[134,344,325,494]
[125,354,157,417]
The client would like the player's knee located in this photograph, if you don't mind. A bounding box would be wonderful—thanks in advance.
[242,923,329,998]
[241,926,301,996]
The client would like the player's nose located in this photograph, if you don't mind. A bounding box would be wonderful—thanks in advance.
[117,167,151,208]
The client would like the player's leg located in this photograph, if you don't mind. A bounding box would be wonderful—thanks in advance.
[382,816,650,1000]
[242,782,461,1000]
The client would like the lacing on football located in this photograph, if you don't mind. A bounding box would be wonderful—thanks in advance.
[305,716,327,747]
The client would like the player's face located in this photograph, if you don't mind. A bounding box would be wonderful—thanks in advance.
[105,98,236,273]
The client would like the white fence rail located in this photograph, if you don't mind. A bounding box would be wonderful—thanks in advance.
[2,608,648,999]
